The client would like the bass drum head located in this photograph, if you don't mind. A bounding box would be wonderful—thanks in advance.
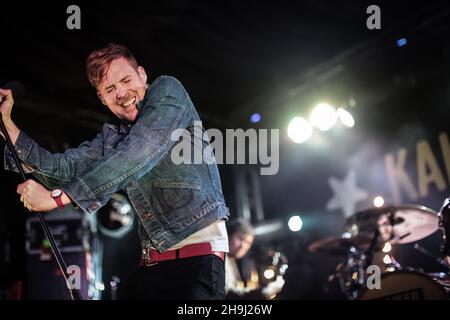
[359,271,449,300]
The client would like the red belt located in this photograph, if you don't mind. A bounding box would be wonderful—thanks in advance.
[141,242,225,266]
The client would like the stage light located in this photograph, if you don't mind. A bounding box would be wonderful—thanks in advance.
[383,255,392,264]
[95,282,105,291]
[288,215,303,232]
[382,242,392,253]
[309,103,337,131]
[250,113,262,123]
[397,38,407,47]
[337,108,355,128]
[287,117,312,143]
[264,269,275,280]
[280,264,288,274]
[373,196,384,208]
[341,232,352,239]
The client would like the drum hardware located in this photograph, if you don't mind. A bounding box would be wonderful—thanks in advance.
[309,235,370,299]
[307,234,372,257]
[362,226,380,271]
[337,246,367,299]
[438,197,450,263]
[346,205,439,245]
[413,243,450,271]
[310,204,444,299]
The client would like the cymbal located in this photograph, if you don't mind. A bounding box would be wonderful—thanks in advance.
[308,234,372,256]
[346,205,439,245]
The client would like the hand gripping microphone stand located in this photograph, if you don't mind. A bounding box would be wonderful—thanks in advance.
[0,93,83,300]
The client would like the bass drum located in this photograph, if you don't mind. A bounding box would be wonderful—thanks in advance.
[359,271,449,300]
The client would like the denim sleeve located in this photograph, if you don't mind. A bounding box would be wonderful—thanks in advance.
[61,76,195,214]
[3,129,105,190]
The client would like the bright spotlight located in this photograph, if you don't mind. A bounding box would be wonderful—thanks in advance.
[250,113,261,124]
[288,215,303,232]
[373,196,384,208]
[383,255,392,264]
[382,242,392,253]
[309,103,337,131]
[337,108,355,128]
[287,117,313,144]
[264,269,275,280]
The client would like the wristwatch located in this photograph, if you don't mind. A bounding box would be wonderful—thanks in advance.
[51,189,65,211]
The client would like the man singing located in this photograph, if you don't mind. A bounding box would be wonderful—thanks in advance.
[0,43,230,299]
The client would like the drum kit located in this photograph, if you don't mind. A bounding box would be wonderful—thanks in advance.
[308,201,450,300]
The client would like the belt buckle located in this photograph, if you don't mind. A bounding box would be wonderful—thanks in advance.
[144,259,158,267]
[142,248,158,267]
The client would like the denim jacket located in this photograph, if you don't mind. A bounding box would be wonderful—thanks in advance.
[4,76,230,252]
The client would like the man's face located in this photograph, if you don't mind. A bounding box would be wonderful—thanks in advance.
[97,57,148,123]
[229,231,254,259]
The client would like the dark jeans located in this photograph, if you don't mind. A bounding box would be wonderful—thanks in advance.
[119,254,225,300]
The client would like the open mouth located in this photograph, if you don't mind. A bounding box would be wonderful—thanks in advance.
[121,96,136,108]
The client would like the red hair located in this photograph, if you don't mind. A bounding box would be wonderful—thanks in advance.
[86,43,139,88]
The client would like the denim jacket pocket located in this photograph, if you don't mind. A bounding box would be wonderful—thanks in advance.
[152,179,210,231]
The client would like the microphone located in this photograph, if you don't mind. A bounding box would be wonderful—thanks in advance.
[0,81,26,102]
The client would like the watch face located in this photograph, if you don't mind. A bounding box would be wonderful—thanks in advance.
[51,189,62,197]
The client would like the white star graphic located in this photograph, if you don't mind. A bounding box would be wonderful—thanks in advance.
[326,170,369,218]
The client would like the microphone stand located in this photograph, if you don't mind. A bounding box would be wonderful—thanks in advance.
[0,112,83,300]
[363,227,380,275]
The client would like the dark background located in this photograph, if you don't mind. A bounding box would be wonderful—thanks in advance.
[1,0,450,299]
